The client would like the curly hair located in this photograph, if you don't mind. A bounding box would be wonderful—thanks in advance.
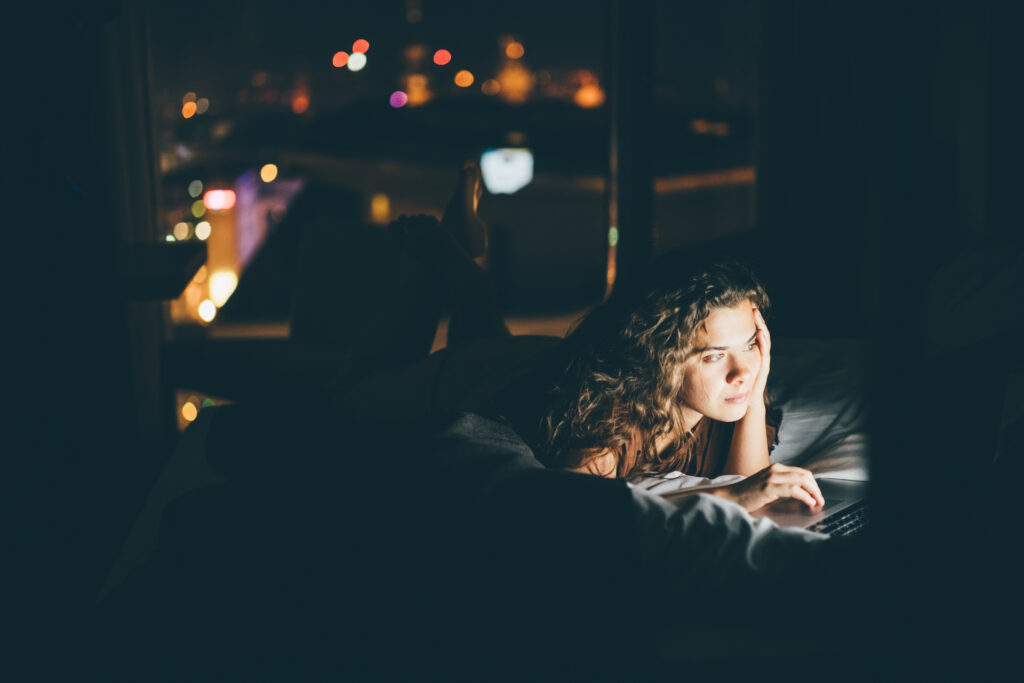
[539,261,769,478]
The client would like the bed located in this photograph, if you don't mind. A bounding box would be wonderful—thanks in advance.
[99,334,872,603]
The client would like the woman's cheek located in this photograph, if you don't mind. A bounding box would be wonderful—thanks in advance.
[698,366,715,399]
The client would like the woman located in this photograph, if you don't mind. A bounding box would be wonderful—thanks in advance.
[518,262,826,512]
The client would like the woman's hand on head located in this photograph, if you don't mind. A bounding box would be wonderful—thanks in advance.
[750,306,771,408]
[712,463,824,512]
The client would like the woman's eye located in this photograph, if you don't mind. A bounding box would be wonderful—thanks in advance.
[703,353,724,363]
[744,341,758,351]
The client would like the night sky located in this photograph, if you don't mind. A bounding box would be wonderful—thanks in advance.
[149,0,756,116]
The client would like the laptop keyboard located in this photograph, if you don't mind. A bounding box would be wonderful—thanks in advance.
[807,501,869,536]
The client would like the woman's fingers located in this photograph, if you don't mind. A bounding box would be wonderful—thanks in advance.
[804,475,825,507]
[754,307,769,334]
[763,464,824,507]
[754,309,771,350]
[752,307,771,396]
[734,464,826,511]
[789,486,819,508]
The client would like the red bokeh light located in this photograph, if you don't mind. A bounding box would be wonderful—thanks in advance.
[203,189,237,211]
[433,49,452,66]
[352,39,369,54]
[332,51,349,68]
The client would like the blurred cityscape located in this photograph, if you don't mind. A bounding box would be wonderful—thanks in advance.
[147,0,762,428]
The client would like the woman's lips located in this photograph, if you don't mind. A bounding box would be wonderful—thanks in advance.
[725,392,749,404]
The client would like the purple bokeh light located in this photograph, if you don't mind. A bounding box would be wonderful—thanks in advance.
[389,90,409,108]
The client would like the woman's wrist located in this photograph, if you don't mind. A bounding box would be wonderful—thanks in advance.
[708,486,737,504]
[743,399,767,419]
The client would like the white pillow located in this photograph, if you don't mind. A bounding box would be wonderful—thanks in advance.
[767,337,870,471]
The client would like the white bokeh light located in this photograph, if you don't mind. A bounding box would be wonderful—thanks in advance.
[479,148,534,194]
[347,52,367,72]
[198,299,217,322]
[209,271,239,307]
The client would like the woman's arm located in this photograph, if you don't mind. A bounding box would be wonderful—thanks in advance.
[723,401,770,476]
[722,307,773,476]
[662,463,824,512]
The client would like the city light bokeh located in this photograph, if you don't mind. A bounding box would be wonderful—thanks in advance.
[370,193,390,224]
[291,93,310,113]
[209,271,238,307]
[181,400,198,422]
[197,299,217,323]
[203,189,237,211]
[260,164,279,182]
[389,90,409,108]
[348,52,367,71]
[150,0,756,412]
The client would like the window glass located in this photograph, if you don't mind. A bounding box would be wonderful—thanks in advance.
[149,1,610,337]
[652,0,760,255]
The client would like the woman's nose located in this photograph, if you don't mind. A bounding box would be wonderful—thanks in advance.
[727,358,752,384]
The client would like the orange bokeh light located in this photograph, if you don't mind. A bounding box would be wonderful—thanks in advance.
[332,51,349,68]
[433,49,452,66]
[292,94,310,114]
[353,39,370,54]
[496,63,533,103]
[181,101,197,118]
[505,41,525,59]
[574,83,606,108]
[454,70,474,87]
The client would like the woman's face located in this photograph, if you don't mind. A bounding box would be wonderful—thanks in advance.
[678,301,761,428]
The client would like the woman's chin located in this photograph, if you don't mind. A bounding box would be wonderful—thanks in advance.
[711,402,749,422]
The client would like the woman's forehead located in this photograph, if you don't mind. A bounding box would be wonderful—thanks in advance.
[691,302,756,347]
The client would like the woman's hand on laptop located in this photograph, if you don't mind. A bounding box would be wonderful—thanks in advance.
[710,463,825,512]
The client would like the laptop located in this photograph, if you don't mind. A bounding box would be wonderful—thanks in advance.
[751,477,869,536]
